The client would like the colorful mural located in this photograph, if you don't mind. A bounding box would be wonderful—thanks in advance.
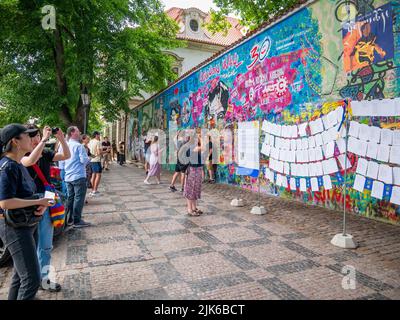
[128,0,400,224]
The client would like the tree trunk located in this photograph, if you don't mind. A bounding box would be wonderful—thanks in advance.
[53,25,73,126]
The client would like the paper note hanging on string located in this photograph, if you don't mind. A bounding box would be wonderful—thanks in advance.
[262,121,271,133]
[348,121,360,138]
[290,139,297,151]
[390,146,400,165]
[308,136,316,148]
[336,106,344,122]
[366,160,379,180]
[323,175,332,190]
[322,158,338,175]
[358,124,371,142]
[310,177,319,191]
[315,162,324,176]
[378,164,393,184]
[282,176,288,188]
[353,174,366,192]
[393,131,400,146]
[308,162,316,177]
[322,130,333,145]
[309,148,316,162]
[300,178,307,192]
[315,146,324,161]
[337,154,351,170]
[390,186,400,205]
[276,174,283,186]
[327,110,338,129]
[287,150,296,163]
[309,118,324,135]
[356,158,368,176]
[336,138,346,154]
[314,134,323,147]
[348,137,367,157]
[301,138,309,150]
[261,143,271,156]
[296,139,303,150]
[298,123,308,137]
[270,147,279,160]
[324,141,335,159]
[376,144,390,163]
[371,180,384,200]
[290,177,297,190]
[368,126,381,143]
[380,129,393,146]
[393,167,400,185]
[366,141,378,160]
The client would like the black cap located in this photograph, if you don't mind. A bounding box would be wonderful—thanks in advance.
[0,123,38,146]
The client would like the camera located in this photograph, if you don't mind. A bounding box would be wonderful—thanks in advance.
[51,127,59,134]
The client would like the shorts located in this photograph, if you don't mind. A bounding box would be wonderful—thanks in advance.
[175,162,188,173]
[91,162,102,173]
[206,160,217,171]
[144,150,151,163]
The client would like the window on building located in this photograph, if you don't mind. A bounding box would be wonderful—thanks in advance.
[189,19,199,32]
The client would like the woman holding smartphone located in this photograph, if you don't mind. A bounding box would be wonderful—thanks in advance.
[0,124,53,300]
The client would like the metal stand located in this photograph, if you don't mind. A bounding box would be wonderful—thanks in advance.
[251,119,266,215]
[331,100,357,249]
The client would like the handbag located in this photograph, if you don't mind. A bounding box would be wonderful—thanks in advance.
[32,164,65,228]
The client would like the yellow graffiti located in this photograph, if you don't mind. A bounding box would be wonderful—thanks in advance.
[282,101,345,124]
[381,123,400,129]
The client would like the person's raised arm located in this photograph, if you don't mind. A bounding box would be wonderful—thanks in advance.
[53,129,71,161]
[21,126,52,167]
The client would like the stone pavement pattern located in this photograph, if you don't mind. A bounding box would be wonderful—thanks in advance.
[1,163,399,300]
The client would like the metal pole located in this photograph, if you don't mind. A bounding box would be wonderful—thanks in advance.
[342,102,349,236]
[84,105,87,134]
[258,118,261,207]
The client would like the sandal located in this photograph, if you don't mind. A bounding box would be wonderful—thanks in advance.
[194,208,204,214]
[187,210,200,216]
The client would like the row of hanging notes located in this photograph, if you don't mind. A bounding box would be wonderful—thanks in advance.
[237,121,260,171]
[348,121,400,145]
[351,98,400,117]
[355,158,400,185]
[261,106,344,138]
[268,155,350,177]
[264,167,334,191]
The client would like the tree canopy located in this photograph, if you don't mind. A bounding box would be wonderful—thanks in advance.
[0,0,181,131]
[205,0,299,35]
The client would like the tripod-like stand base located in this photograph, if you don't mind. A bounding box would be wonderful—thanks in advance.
[251,206,266,215]
[331,233,358,249]
[231,198,245,207]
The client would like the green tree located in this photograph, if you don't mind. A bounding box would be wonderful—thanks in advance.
[205,0,299,34]
[0,0,180,131]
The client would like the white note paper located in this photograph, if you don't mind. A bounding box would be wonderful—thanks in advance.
[296,138,303,150]
[311,177,319,191]
[371,180,384,200]
[380,129,393,146]
[315,162,324,176]
[315,146,324,161]
[377,144,390,163]
[366,141,378,160]
[262,121,272,133]
[390,146,400,165]
[356,158,368,176]
[378,164,393,184]
[261,143,271,156]
[322,130,333,145]
[298,123,308,137]
[322,158,339,175]
[366,160,379,180]
[309,118,324,135]
[276,174,283,186]
[308,136,316,148]
[348,121,360,138]
[358,124,370,142]
[393,131,400,146]
[308,162,316,177]
[348,137,367,157]
[324,141,335,159]
[393,167,400,185]
[327,110,338,129]
[353,174,366,192]
[336,106,344,123]
[336,138,346,154]
[390,186,400,205]
[323,175,332,190]
[300,178,307,192]
[314,134,323,146]
[337,154,351,170]
[290,177,297,190]
[301,138,309,150]
[284,162,290,175]
[309,148,316,162]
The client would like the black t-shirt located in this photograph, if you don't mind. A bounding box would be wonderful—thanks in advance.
[208,141,213,161]
[186,144,204,168]
[27,149,55,194]
[0,157,37,213]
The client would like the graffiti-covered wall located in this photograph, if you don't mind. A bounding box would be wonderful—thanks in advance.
[128,0,400,224]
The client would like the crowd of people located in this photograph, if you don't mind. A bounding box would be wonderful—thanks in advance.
[142,129,217,217]
[0,123,118,300]
[0,121,217,300]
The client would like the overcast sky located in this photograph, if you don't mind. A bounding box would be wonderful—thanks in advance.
[161,0,218,12]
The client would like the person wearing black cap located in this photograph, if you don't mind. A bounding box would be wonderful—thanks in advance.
[0,124,53,300]
[21,124,70,293]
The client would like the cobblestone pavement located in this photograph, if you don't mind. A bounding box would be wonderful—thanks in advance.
[1,163,399,300]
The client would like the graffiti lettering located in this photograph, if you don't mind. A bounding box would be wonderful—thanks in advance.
[247,37,272,70]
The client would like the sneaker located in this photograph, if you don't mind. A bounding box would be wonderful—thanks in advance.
[40,280,62,292]
[73,220,92,228]
[180,188,184,193]
[169,185,177,192]
[144,180,151,185]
